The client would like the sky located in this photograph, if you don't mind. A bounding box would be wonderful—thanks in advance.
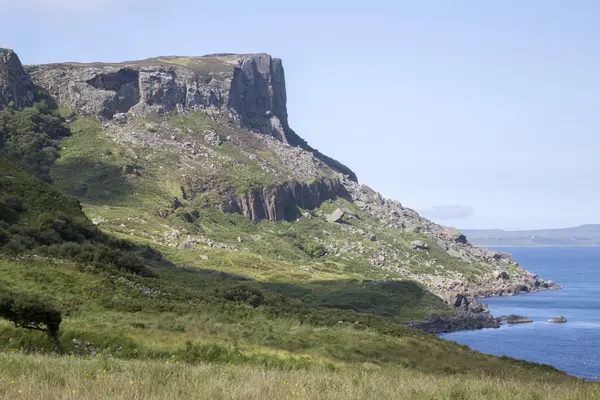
[1,0,599,230]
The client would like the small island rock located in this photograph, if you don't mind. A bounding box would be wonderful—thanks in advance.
[548,316,567,323]
[500,314,533,324]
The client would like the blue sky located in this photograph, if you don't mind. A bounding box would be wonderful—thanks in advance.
[2,1,599,230]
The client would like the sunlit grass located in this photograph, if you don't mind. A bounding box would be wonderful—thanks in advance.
[0,352,596,400]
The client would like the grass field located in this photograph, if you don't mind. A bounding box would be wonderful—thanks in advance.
[0,352,597,400]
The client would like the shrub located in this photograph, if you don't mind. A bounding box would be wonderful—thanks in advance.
[0,289,62,347]
[0,101,70,182]
[218,285,265,307]
[305,241,327,258]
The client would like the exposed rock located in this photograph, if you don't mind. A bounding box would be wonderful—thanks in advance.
[405,312,501,334]
[326,208,346,224]
[500,315,533,324]
[548,316,567,323]
[91,216,105,225]
[178,239,197,250]
[225,178,340,222]
[495,270,510,280]
[204,130,222,146]
[27,53,356,180]
[299,266,313,274]
[0,48,35,109]
[410,240,429,251]
[444,227,467,244]
[113,112,128,124]
[445,292,468,309]
[368,234,377,242]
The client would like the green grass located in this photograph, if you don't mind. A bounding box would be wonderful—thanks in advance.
[0,256,575,382]
[1,352,596,400]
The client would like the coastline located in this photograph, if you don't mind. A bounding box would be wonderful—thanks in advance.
[406,284,562,334]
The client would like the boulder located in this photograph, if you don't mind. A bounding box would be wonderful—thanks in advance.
[410,240,429,251]
[548,316,567,323]
[445,227,467,244]
[445,293,468,309]
[495,270,510,280]
[113,112,128,124]
[467,300,488,314]
[326,208,345,224]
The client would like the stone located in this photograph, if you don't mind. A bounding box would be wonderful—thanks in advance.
[113,112,128,124]
[368,234,377,242]
[299,266,313,274]
[326,208,346,224]
[445,293,468,309]
[178,239,197,250]
[410,240,429,251]
[445,227,467,244]
[0,48,35,109]
[495,271,510,280]
[548,316,567,323]
[204,130,222,146]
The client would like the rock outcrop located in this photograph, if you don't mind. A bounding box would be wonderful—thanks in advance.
[0,49,35,109]
[227,178,340,222]
[340,176,562,306]
[406,312,501,334]
[26,53,356,180]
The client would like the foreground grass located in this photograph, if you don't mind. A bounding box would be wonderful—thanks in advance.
[0,353,596,400]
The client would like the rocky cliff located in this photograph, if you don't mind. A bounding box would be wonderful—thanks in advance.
[26,54,356,180]
[0,49,35,109]
[228,178,341,222]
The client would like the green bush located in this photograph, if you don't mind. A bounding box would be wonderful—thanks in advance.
[0,101,70,182]
[305,241,327,258]
[0,289,62,346]
[218,285,265,307]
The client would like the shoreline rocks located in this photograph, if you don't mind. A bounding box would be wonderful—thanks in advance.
[406,312,501,334]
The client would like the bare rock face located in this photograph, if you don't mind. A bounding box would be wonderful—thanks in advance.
[0,48,35,109]
[228,178,340,222]
[27,53,356,180]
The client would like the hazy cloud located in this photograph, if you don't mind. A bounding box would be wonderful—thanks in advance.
[420,204,474,220]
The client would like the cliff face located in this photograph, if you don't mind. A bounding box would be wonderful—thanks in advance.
[0,49,35,109]
[26,54,356,180]
[229,178,341,222]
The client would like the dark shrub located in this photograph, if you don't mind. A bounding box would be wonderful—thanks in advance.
[0,289,62,346]
[218,285,265,307]
[305,241,327,258]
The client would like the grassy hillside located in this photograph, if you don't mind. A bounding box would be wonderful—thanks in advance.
[0,109,596,398]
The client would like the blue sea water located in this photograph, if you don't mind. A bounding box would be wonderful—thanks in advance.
[442,246,600,379]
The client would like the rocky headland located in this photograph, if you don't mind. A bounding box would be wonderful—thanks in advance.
[1,48,561,334]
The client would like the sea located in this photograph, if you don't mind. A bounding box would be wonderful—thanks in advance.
[442,246,600,379]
